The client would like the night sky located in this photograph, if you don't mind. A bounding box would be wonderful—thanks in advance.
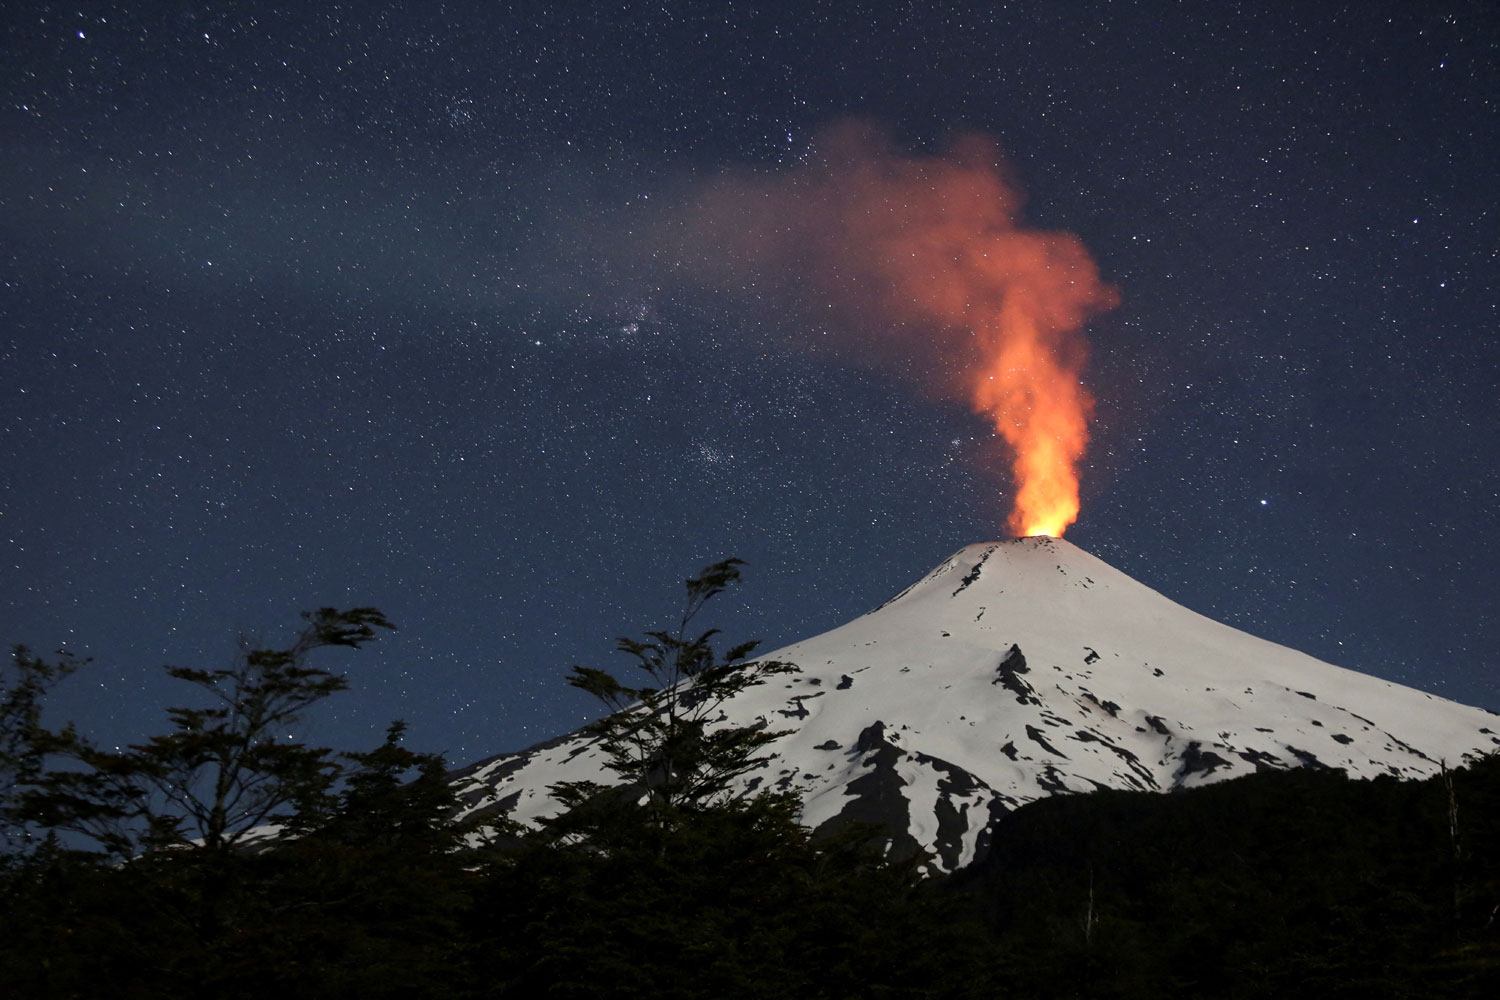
[4,2,1497,766]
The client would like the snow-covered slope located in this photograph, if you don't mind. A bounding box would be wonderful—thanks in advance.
[451,537,1499,873]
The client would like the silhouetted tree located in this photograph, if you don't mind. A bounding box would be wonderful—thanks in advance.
[546,559,797,849]
[228,722,471,1000]
[1,645,84,853]
[15,606,394,858]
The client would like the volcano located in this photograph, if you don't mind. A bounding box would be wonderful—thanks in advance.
[451,537,1499,873]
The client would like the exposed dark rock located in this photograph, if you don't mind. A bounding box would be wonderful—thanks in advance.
[951,548,994,596]
[993,644,1040,705]
[1025,724,1068,758]
[1072,728,1159,789]
[1173,742,1233,784]
[1377,728,1434,762]
[812,720,921,861]
[912,749,1002,871]
[1287,746,1330,769]
[459,788,524,824]
[448,728,586,805]
[1236,747,1285,773]
[856,720,889,753]
[778,692,823,719]
[837,674,853,690]
[1078,690,1121,718]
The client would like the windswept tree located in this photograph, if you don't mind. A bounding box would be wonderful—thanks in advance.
[312,719,460,852]
[469,561,986,999]
[15,606,395,858]
[547,559,798,844]
[1,645,85,853]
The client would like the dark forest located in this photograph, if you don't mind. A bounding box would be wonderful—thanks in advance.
[5,573,1499,998]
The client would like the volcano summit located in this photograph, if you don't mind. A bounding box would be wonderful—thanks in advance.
[452,537,1498,873]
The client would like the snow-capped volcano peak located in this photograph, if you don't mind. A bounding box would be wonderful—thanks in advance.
[452,537,1499,873]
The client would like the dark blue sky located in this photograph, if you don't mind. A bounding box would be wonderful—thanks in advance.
[3,2,1496,765]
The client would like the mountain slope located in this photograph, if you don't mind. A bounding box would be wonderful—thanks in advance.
[452,537,1500,873]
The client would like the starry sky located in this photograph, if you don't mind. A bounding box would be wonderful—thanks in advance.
[3,2,1497,765]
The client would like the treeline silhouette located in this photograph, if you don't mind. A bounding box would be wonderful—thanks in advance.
[3,565,1498,997]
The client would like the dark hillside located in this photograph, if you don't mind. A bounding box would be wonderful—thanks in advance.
[947,755,1500,997]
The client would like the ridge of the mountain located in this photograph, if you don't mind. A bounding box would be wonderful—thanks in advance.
[451,537,1500,873]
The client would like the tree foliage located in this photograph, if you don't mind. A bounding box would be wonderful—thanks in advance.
[470,791,989,1000]
[953,754,1500,998]
[14,606,394,857]
[1,644,84,852]
[6,573,1500,996]
[549,558,798,844]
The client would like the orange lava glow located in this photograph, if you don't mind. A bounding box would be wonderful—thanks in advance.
[973,329,1090,538]
[679,121,1118,536]
[964,247,1107,539]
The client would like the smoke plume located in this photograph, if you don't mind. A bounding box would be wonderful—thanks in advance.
[670,120,1118,536]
